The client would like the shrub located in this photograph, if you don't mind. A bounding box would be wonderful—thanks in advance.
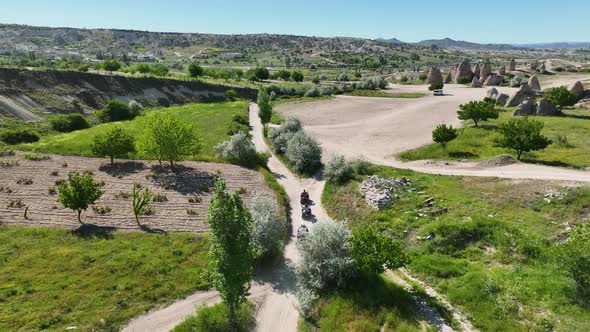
[543,86,578,107]
[102,59,121,72]
[311,77,320,85]
[432,124,458,149]
[24,152,50,160]
[292,71,304,83]
[96,100,135,123]
[324,155,353,184]
[188,63,204,78]
[285,131,322,174]
[297,221,355,291]
[365,77,387,89]
[418,73,428,81]
[296,288,319,319]
[399,76,409,83]
[494,117,551,160]
[250,195,286,257]
[457,99,498,127]
[128,100,143,117]
[225,89,239,101]
[337,73,349,82]
[50,113,91,132]
[253,67,270,81]
[276,70,291,81]
[457,77,472,84]
[232,113,249,126]
[78,64,89,72]
[215,132,257,166]
[171,302,254,332]
[349,158,371,175]
[349,227,407,276]
[304,86,321,97]
[558,223,590,301]
[0,129,40,144]
[429,82,444,91]
[227,122,249,136]
[268,117,302,153]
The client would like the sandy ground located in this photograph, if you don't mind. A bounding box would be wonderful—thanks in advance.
[0,153,271,232]
[276,77,590,183]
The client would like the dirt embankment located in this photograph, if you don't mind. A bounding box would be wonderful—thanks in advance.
[0,68,257,119]
[0,153,271,232]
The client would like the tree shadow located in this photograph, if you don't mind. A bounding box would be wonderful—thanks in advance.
[562,112,590,120]
[99,161,147,177]
[477,124,499,130]
[448,151,479,159]
[71,224,116,239]
[254,254,298,295]
[139,224,168,235]
[149,164,215,195]
[521,158,574,168]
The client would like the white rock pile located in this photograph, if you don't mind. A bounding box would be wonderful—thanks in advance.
[358,176,410,210]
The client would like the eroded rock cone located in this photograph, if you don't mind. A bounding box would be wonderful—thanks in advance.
[507,83,536,107]
[513,98,536,116]
[536,98,558,116]
[426,66,444,85]
[473,63,481,79]
[498,66,506,75]
[484,75,504,86]
[530,61,539,71]
[496,93,509,106]
[486,88,499,99]
[539,62,547,74]
[455,59,473,83]
[569,81,585,100]
[480,62,492,81]
[529,75,541,91]
[509,58,516,71]
[445,65,457,83]
[471,77,482,88]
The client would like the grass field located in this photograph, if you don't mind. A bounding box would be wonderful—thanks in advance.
[322,164,590,332]
[298,275,435,332]
[18,101,249,161]
[0,226,210,331]
[400,108,590,168]
[345,90,426,98]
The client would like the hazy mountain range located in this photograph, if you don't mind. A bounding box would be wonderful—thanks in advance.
[379,37,590,50]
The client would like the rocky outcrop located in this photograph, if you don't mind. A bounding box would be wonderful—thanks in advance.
[569,81,585,99]
[358,176,411,210]
[510,76,524,87]
[455,59,474,83]
[509,58,516,71]
[530,61,539,71]
[426,66,444,85]
[539,62,547,74]
[513,98,536,116]
[471,77,482,88]
[528,75,541,91]
[496,93,509,106]
[507,83,536,107]
[480,62,492,81]
[473,63,481,79]
[486,88,499,99]
[445,65,457,83]
[536,98,558,116]
[498,66,506,75]
[484,75,505,86]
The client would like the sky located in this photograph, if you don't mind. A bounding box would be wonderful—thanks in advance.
[1,0,588,44]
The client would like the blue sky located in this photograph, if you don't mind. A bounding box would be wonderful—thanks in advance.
[1,0,588,43]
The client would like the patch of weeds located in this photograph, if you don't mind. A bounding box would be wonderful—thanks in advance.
[50,170,59,176]
[17,177,33,185]
[48,186,57,195]
[153,192,168,202]
[92,206,112,215]
[54,179,65,186]
[23,153,50,161]
[115,191,131,199]
[187,209,197,215]
[62,162,68,168]
[0,160,19,167]
[188,195,202,203]
[7,199,25,208]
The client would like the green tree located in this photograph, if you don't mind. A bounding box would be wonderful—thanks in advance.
[457,100,498,127]
[136,63,151,76]
[543,86,578,107]
[188,63,205,78]
[311,76,320,85]
[432,124,458,149]
[207,178,255,330]
[57,172,104,224]
[96,100,135,123]
[349,227,407,276]
[292,71,304,83]
[253,67,270,81]
[151,64,169,77]
[131,184,153,226]
[91,126,136,164]
[257,87,272,130]
[277,70,291,81]
[102,59,121,73]
[494,117,551,160]
[429,82,444,91]
[137,114,201,168]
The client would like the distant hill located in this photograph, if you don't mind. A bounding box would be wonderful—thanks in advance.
[414,38,516,50]
[376,37,406,45]
[513,42,590,49]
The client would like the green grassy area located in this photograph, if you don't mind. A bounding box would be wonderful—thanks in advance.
[171,302,254,332]
[299,275,435,332]
[400,108,590,168]
[322,164,590,332]
[18,101,248,161]
[345,90,426,98]
[0,226,210,331]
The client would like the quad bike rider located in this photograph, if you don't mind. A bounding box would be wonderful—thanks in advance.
[300,190,312,218]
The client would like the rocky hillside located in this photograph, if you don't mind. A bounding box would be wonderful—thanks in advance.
[0,68,256,120]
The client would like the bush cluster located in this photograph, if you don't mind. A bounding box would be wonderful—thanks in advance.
[0,128,40,144]
[268,117,322,174]
[96,100,140,123]
[215,132,257,166]
[250,195,286,258]
[50,113,91,132]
